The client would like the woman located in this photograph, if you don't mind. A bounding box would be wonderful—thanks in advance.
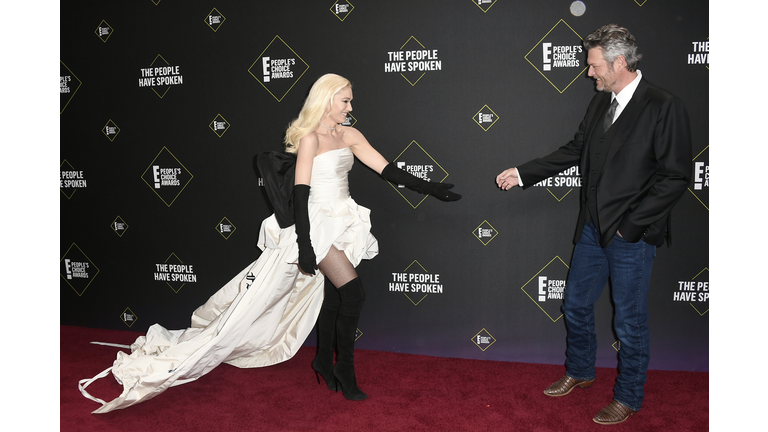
[287,74,460,400]
[79,73,460,412]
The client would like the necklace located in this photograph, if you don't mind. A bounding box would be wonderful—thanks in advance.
[319,121,336,132]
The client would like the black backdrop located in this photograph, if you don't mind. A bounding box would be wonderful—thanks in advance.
[60,1,708,372]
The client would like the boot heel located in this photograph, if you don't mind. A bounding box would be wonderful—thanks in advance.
[313,361,337,391]
[333,365,367,400]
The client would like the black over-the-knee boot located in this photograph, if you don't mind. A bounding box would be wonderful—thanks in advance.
[312,277,340,391]
[333,277,368,400]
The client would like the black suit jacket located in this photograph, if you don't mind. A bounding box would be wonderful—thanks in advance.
[518,78,692,247]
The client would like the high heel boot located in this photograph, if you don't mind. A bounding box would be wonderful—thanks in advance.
[312,278,339,391]
[332,277,368,400]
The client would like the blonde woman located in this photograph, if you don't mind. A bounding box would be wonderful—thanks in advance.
[285,73,460,400]
[80,74,459,413]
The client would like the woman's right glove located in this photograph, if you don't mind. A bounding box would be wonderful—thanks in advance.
[380,163,461,202]
[293,184,317,275]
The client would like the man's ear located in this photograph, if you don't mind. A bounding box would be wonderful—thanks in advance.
[615,55,627,70]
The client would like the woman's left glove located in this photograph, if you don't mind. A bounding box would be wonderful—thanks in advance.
[380,163,461,202]
[293,184,317,275]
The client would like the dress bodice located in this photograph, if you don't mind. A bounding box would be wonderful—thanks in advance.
[309,147,353,203]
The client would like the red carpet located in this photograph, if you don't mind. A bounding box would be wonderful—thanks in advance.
[61,326,708,431]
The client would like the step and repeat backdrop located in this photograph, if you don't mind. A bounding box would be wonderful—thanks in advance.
[60,1,709,372]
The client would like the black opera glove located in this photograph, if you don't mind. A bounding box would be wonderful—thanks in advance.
[293,184,317,275]
[380,163,462,202]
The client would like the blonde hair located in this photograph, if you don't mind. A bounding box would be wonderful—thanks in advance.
[284,73,352,154]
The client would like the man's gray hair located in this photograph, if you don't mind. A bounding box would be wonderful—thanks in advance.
[583,24,643,72]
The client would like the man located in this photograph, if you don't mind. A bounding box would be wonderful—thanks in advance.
[496,24,691,425]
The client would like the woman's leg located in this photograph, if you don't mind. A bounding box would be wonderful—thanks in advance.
[318,246,358,288]
[318,247,367,400]
[312,277,340,390]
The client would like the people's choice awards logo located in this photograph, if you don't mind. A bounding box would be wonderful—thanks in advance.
[341,113,356,127]
[472,0,498,13]
[384,36,442,86]
[330,1,354,21]
[61,243,100,296]
[524,20,587,93]
[111,216,129,237]
[388,141,451,209]
[520,256,570,322]
[60,61,81,114]
[121,307,138,328]
[473,220,498,246]
[688,146,709,210]
[141,147,194,207]
[248,35,309,102]
[94,20,113,43]
[204,8,226,32]
[216,217,236,240]
[209,114,231,137]
[473,105,500,131]
[471,328,497,351]
[103,119,120,141]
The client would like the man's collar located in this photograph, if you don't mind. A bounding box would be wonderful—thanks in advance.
[612,70,642,106]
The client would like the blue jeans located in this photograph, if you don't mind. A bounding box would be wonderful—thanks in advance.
[563,222,656,411]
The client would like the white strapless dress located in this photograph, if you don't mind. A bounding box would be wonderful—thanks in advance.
[80,148,378,413]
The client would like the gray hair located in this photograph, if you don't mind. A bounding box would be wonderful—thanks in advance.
[583,24,642,72]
